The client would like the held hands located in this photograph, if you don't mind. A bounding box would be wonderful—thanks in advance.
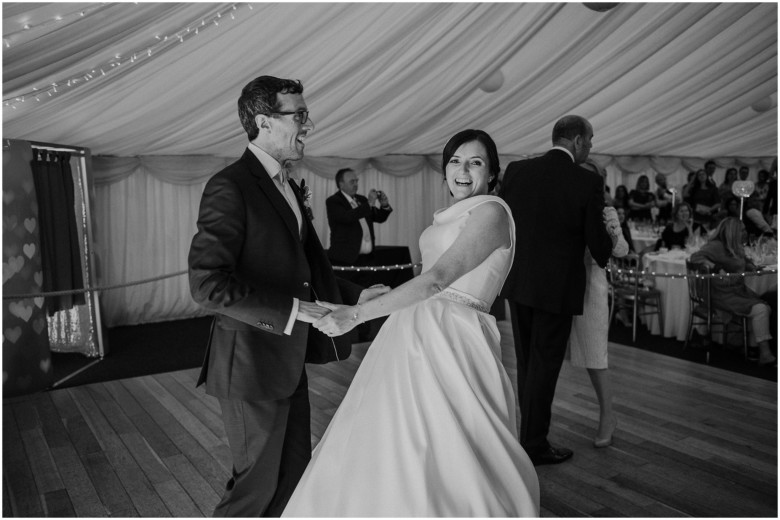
[367,189,378,205]
[313,302,360,337]
[298,285,389,330]
[311,285,389,336]
[296,301,332,323]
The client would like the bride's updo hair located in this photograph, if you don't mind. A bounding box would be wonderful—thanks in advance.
[441,129,500,192]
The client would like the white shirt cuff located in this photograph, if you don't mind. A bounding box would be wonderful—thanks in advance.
[284,298,299,335]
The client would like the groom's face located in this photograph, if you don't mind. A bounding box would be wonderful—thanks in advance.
[262,92,314,164]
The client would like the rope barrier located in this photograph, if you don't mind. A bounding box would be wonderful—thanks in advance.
[3,263,775,300]
[2,270,188,300]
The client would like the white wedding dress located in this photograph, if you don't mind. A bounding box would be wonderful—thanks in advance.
[283,195,539,517]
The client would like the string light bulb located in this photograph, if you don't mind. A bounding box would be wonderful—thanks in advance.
[4,3,258,108]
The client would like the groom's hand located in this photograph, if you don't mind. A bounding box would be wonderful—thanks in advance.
[296,301,331,323]
[314,302,361,336]
[357,284,390,304]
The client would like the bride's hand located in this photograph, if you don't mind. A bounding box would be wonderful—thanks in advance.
[314,301,361,337]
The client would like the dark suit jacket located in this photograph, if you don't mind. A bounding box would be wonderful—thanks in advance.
[326,191,392,265]
[500,149,613,316]
[189,149,361,402]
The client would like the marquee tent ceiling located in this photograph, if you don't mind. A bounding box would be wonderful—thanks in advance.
[3,2,778,159]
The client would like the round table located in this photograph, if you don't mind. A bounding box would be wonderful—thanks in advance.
[641,250,777,343]
[630,230,660,253]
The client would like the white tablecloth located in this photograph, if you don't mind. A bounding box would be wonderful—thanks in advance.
[631,231,660,253]
[641,250,777,343]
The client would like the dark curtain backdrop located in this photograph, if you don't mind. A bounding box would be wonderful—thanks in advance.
[30,150,85,315]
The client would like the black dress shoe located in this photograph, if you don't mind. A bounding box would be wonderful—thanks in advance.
[529,446,573,466]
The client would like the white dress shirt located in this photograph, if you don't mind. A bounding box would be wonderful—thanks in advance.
[340,191,373,255]
[551,145,575,163]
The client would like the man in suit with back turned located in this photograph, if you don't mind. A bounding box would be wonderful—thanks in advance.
[500,115,614,466]
[188,75,386,516]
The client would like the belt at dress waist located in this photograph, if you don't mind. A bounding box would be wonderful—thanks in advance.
[435,288,491,313]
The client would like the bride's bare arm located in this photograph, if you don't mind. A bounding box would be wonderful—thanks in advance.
[315,201,510,336]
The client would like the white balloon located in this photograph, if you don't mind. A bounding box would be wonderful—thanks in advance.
[479,69,504,93]
[751,94,777,113]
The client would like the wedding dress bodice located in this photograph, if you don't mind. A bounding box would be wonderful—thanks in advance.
[419,195,515,310]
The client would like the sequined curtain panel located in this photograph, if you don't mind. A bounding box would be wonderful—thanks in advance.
[47,156,99,356]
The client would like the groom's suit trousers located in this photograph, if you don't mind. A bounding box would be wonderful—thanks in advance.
[213,370,311,517]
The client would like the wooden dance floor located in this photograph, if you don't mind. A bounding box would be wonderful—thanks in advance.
[4,319,777,517]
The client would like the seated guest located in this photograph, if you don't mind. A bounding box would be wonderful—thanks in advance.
[628,175,656,222]
[720,196,741,219]
[616,207,635,253]
[719,196,775,239]
[690,217,775,366]
[739,165,750,181]
[685,169,720,229]
[658,202,702,250]
[613,184,630,212]
[744,198,776,238]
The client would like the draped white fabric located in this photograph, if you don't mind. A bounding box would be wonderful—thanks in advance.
[4,3,777,158]
[90,153,776,326]
[3,3,777,326]
[91,156,453,326]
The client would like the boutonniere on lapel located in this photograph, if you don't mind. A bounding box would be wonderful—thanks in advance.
[299,179,314,221]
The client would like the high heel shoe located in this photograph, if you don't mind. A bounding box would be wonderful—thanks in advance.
[758,355,777,367]
[593,417,617,448]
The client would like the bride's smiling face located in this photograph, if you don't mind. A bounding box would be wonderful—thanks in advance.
[445,140,492,201]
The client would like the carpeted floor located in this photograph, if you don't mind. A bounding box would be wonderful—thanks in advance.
[49,314,777,391]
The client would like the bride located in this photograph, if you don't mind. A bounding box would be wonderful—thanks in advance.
[282,129,540,517]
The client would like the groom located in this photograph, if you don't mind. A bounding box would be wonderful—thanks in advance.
[500,115,613,465]
[189,76,383,516]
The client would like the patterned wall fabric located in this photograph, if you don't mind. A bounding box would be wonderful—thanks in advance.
[3,139,54,396]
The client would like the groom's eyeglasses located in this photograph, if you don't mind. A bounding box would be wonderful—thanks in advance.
[271,110,310,125]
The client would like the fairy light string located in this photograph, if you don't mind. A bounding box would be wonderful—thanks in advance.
[332,263,420,273]
[3,3,252,108]
[3,4,106,42]
[608,266,778,280]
